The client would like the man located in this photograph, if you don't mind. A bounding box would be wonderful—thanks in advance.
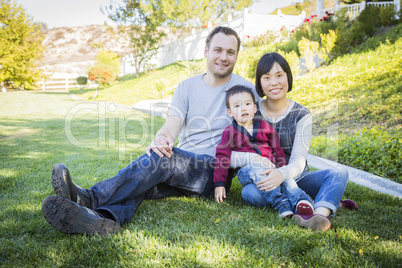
[42,26,258,235]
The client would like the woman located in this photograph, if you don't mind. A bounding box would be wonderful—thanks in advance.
[238,52,357,231]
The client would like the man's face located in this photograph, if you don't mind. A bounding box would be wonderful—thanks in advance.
[204,32,238,79]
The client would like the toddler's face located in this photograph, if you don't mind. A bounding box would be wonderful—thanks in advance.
[227,92,257,127]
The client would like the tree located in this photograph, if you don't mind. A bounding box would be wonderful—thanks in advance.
[88,49,120,86]
[146,0,253,32]
[94,49,121,79]
[0,0,45,91]
[105,0,166,78]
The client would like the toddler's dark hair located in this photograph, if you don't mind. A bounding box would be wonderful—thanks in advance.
[225,85,255,109]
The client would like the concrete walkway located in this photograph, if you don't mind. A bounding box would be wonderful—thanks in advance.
[133,99,171,118]
[71,95,402,199]
[307,155,402,198]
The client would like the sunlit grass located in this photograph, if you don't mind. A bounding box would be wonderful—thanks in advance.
[0,91,401,267]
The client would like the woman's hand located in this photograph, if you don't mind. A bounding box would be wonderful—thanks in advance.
[256,169,283,191]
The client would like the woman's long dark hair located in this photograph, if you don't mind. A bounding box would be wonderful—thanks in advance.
[255,52,293,98]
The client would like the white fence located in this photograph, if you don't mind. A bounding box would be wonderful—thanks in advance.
[323,1,398,20]
[37,76,98,91]
[123,9,306,75]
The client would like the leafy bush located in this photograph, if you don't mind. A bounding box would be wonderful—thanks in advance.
[352,24,402,53]
[275,12,336,55]
[338,127,401,182]
[275,39,299,55]
[243,31,277,48]
[88,66,114,86]
[234,45,274,81]
[277,49,301,77]
[378,5,398,27]
[298,37,319,72]
[76,76,88,85]
[332,6,399,57]
[94,49,121,78]
[319,29,337,63]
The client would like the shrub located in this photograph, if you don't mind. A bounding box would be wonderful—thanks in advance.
[319,29,337,63]
[338,127,401,182]
[352,24,402,53]
[298,37,319,72]
[243,31,277,48]
[76,76,88,85]
[88,66,114,86]
[94,49,121,79]
[378,5,398,27]
[275,39,299,55]
[234,45,273,81]
[333,5,399,56]
[275,12,336,55]
[277,49,301,77]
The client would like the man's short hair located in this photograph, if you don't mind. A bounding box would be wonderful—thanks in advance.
[225,85,256,109]
[206,26,241,53]
[255,52,294,98]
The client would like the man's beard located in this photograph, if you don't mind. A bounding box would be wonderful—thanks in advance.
[212,65,234,79]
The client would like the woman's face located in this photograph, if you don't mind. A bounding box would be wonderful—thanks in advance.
[260,62,288,101]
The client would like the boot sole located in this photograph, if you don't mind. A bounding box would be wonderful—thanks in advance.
[51,163,70,199]
[42,196,120,236]
[293,214,331,231]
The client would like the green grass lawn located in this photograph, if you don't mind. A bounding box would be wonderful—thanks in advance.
[0,92,401,267]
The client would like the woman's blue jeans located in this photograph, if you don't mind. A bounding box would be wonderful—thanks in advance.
[241,166,349,214]
[87,148,216,226]
[237,164,313,215]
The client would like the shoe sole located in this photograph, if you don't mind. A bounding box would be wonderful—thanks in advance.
[42,196,120,236]
[296,201,314,216]
[51,163,70,199]
[293,214,331,231]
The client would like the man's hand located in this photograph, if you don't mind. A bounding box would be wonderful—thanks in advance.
[256,169,283,191]
[215,186,226,203]
[146,135,174,158]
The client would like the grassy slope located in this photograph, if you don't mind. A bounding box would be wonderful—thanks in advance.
[0,92,401,267]
[292,38,401,132]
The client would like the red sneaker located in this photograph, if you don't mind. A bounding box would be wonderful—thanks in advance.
[340,199,358,210]
[296,200,314,216]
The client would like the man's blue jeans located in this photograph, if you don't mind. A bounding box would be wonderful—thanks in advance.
[241,167,349,214]
[87,148,217,226]
[237,164,313,215]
